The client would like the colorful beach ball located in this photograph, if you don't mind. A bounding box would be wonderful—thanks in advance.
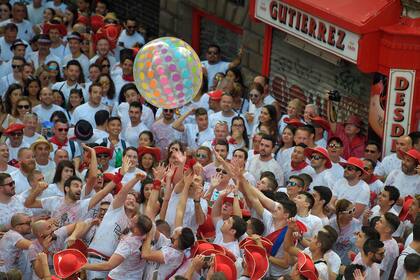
[133,37,203,109]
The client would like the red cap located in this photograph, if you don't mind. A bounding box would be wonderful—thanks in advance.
[214,254,237,280]
[208,90,223,100]
[239,237,273,254]
[344,115,363,128]
[94,24,121,50]
[243,245,269,280]
[310,116,330,131]
[94,146,113,158]
[340,157,368,175]
[43,23,67,37]
[197,213,215,239]
[399,195,414,221]
[67,239,88,257]
[297,252,318,280]
[400,149,420,163]
[4,123,25,135]
[284,117,305,127]
[102,172,123,194]
[53,249,87,279]
[76,15,89,25]
[304,147,332,169]
[191,241,222,257]
[138,146,161,161]
[222,196,244,209]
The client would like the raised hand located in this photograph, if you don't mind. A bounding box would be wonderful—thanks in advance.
[36,181,49,192]
[135,171,147,181]
[81,143,94,153]
[173,150,187,166]
[120,156,132,176]
[210,173,222,187]
[183,171,194,188]
[153,162,166,181]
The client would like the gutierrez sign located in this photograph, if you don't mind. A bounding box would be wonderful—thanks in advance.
[383,69,416,155]
[255,0,360,63]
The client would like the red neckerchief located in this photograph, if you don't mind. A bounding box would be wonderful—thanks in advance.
[291,161,308,171]
[253,150,259,155]
[49,136,68,149]
[367,175,379,185]
[122,74,134,82]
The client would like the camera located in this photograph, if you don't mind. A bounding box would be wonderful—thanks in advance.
[328,90,341,102]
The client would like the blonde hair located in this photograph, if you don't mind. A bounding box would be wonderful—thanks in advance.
[288,98,305,116]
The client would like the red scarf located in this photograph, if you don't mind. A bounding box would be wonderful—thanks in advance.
[291,161,308,171]
[122,74,134,82]
[49,136,68,149]
[367,174,379,185]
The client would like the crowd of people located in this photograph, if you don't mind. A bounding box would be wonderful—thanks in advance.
[0,1,419,280]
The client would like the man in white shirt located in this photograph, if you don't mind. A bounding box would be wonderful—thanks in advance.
[72,83,108,128]
[0,55,24,96]
[0,144,18,173]
[283,143,315,182]
[31,137,55,184]
[0,38,28,77]
[305,146,333,191]
[117,17,145,48]
[363,185,400,226]
[151,108,181,157]
[52,60,88,103]
[0,3,33,42]
[172,107,214,150]
[11,147,36,194]
[364,141,383,174]
[375,135,412,180]
[247,134,284,186]
[0,23,18,63]
[27,34,61,70]
[254,75,275,105]
[62,32,90,79]
[352,238,384,280]
[208,93,237,130]
[201,44,242,89]
[44,22,68,59]
[33,87,67,123]
[326,137,346,181]
[4,123,29,163]
[293,192,323,243]
[330,157,371,218]
[362,159,384,202]
[123,101,148,147]
[22,113,42,145]
[374,213,400,280]
[26,0,45,25]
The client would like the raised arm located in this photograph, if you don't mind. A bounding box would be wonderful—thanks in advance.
[211,186,231,224]
[192,176,206,226]
[82,144,98,196]
[24,182,49,208]
[228,47,242,69]
[175,172,194,228]
[171,108,194,132]
[145,163,167,220]
[141,226,165,264]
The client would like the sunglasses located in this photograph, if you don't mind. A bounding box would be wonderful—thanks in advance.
[216,168,227,175]
[286,181,300,187]
[97,154,110,158]
[328,143,341,148]
[57,128,69,132]
[126,25,136,29]
[12,64,23,69]
[10,132,23,137]
[310,155,323,160]
[207,51,219,55]
[196,153,207,159]
[17,104,30,109]
[341,207,356,215]
[345,165,359,171]
[102,64,110,68]
[249,94,260,98]
[364,149,377,153]
[163,109,173,113]
[0,180,15,187]
[48,65,59,71]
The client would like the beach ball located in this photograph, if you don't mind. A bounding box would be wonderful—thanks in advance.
[133,37,203,109]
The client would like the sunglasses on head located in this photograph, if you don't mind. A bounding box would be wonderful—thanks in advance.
[48,65,58,71]
[341,207,356,215]
[17,104,30,109]
[216,168,227,175]
[196,153,207,159]
[0,180,15,187]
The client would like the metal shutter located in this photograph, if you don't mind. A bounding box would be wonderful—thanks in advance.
[269,29,372,128]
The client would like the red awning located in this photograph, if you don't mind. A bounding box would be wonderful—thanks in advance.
[282,0,401,33]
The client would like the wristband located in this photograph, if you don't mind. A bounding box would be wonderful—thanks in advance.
[112,171,123,185]
[193,200,200,203]
[152,179,162,191]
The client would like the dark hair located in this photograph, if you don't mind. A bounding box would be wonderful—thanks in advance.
[47,60,63,82]
[97,73,116,100]
[139,131,155,146]
[139,177,153,204]
[366,140,382,152]
[178,227,195,250]
[118,83,139,104]
[317,225,338,254]
[383,185,400,206]
[108,116,122,124]
[53,160,75,184]
[258,105,278,138]
[233,148,248,161]
[52,89,66,108]
[64,5,77,27]
[260,171,276,181]
[0,173,12,185]
[295,143,308,149]
[313,186,332,207]
[4,22,17,32]
[94,110,109,126]
[66,60,85,83]
[302,124,315,136]
[360,225,380,240]
[404,254,420,274]
[298,173,313,189]
[50,111,68,122]
[261,133,276,147]
[274,191,289,202]
[129,101,143,112]
[344,264,366,280]
[383,212,400,233]
[327,136,343,147]
[363,158,377,170]
[231,215,247,239]
[362,238,384,255]
[299,191,315,209]
[288,175,304,188]
[248,217,265,236]
[207,44,221,54]
[194,107,207,117]
[63,175,82,194]
[23,76,41,99]
[280,199,297,218]
[413,214,420,242]
[4,84,23,114]
[231,116,249,148]
[136,214,153,235]
[226,67,244,86]
[215,139,229,153]
[123,146,138,157]
[67,88,84,112]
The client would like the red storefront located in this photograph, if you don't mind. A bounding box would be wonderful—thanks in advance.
[249,0,420,156]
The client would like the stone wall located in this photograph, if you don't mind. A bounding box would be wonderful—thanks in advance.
[159,0,266,86]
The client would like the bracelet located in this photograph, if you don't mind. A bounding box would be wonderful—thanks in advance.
[152,179,162,191]
[193,200,200,203]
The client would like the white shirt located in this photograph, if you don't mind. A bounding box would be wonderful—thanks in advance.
[332,178,370,206]
[0,19,33,42]
[328,160,346,181]
[72,102,109,128]
[201,60,230,89]
[32,104,68,123]
[394,244,419,280]
[385,169,420,200]
[157,242,185,280]
[380,239,399,280]
[0,164,18,174]
[0,229,25,271]
[11,169,31,194]
[0,196,31,228]
[123,122,149,147]
[62,53,90,79]
[40,196,91,227]
[0,74,18,96]
[353,253,380,280]
[23,132,42,146]
[36,160,56,184]
[28,51,62,70]
[52,81,88,103]
[296,214,323,240]
[27,4,45,25]
[184,124,214,150]
[308,169,335,191]
[208,111,236,130]
[117,30,145,48]
[45,1,67,13]
[113,102,155,132]
[283,162,315,182]
[248,156,285,186]
[89,204,130,257]
[50,44,68,59]
[108,233,147,280]
[374,153,401,177]
[0,37,14,62]
[302,248,329,280]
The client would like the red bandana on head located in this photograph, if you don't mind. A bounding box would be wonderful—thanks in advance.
[122,74,134,82]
